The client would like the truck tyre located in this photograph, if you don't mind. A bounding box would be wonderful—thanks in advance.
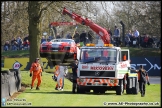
[77,85,85,94]
[132,78,139,95]
[100,90,105,94]
[77,85,80,93]
[85,89,90,93]
[126,77,132,94]
[116,80,123,95]
[93,89,99,94]
[126,85,132,94]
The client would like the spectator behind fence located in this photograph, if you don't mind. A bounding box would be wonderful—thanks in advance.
[126,30,133,47]
[114,26,120,47]
[126,30,133,38]
[41,36,46,43]
[133,29,140,38]
[138,35,144,47]
[56,33,61,39]
[17,36,23,50]
[11,37,17,51]
[3,41,10,51]
[107,28,112,37]
[66,32,72,39]
[147,36,154,48]
[13,41,19,51]
[107,28,113,44]
[132,36,138,47]
[23,35,29,42]
[23,39,30,50]
[125,35,130,47]
[87,30,94,43]
[79,30,87,46]
[143,35,149,48]
[47,35,53,42]
[73,31,80,44]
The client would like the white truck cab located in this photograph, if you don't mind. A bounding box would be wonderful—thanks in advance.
[76,43,138,95]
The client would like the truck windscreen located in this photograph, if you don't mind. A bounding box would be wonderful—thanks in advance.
[80,48,117,63]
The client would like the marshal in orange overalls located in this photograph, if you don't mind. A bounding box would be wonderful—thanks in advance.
[54,65,68,91]
[30,58,42,90]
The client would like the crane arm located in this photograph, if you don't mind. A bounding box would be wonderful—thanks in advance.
[62,7,110,44]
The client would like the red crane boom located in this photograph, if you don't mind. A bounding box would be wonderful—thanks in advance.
[62,7,110,44]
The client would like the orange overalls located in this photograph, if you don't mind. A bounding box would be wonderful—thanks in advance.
[30,62,42,88]
[54,65,60,89]
[54,65,68,90]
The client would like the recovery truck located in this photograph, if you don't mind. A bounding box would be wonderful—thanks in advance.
[62,7,139,95]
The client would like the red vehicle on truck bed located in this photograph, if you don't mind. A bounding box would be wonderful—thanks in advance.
[40,38,78,66]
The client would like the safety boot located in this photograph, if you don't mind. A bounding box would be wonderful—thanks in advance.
[55,87,58,90]
[58,87,63,91]
[36,86,40,90]
[31,87,33,90]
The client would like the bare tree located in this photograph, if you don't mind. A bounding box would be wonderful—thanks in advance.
[112,1,161,37]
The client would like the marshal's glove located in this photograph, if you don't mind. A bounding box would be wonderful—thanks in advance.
[52,75,57,82]
[54,75,57,81]
[147,81,150,85]
[30,73,32,77]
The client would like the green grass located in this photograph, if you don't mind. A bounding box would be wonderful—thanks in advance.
[5,71,161,107]
[1,50,29,58]
[1,68,9,71]
[2,47,161,106]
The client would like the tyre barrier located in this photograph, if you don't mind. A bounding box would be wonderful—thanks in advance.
[9,69,21,91]
[1,69,21,99]
[1,70,10,99]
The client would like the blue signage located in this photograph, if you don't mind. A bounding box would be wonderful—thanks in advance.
[130,57,161,76]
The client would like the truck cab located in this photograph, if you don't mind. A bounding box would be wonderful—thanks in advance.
[76,43,138,95]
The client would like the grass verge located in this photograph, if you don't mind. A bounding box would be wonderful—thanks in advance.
[5,71,161,107]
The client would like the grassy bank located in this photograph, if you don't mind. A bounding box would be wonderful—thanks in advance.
[1,47,161,58]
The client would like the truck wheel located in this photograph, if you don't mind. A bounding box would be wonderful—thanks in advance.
[77,86,85,94]
[126,77,132,94]
[126,87,132,94]
[85,89,90,93]
[93,90,99,94]
[116,80,123,95]
[132,79,139,95]
[100,90,105,94]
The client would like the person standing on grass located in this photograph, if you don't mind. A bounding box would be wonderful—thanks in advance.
[30,58,42,90]
[54,65,68,91]
[71,59,78,93]
[129,65,150,97]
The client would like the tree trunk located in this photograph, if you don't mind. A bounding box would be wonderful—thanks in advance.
[28,1,42,69]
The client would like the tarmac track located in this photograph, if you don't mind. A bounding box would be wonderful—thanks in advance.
[149,77,161,84]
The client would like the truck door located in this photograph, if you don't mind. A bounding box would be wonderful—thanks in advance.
[120,49,130,62]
